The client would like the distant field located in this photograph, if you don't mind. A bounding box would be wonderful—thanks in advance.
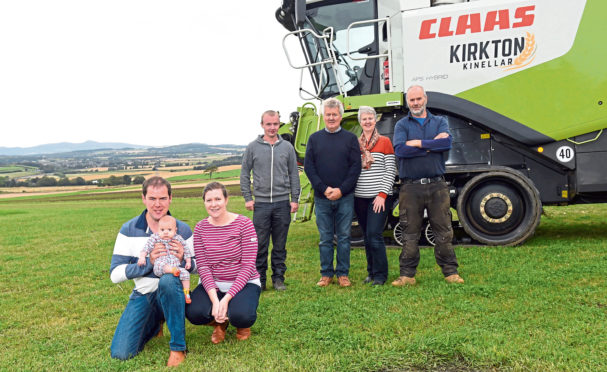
[0,165,39,178]
[168,168,241,181]
[0,166,24,173]
[0,165,241,198]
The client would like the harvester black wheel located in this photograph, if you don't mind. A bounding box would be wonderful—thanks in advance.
[392,220,436,246]
[456,171,541,246]
[423,222,436,246]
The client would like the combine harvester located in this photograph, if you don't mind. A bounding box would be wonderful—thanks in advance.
[275,0,607,246]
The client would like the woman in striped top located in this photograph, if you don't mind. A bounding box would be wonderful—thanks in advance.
[354,106,397,286]
[185,182,261,344]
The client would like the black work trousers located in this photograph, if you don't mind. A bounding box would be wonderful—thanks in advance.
[398,180,459,277]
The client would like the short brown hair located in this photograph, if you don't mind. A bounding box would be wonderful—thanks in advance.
[260,110,279,124]
[202,181,228,200]
[142,176,172,197]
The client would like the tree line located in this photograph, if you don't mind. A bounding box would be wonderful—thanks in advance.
[0,175,146,188]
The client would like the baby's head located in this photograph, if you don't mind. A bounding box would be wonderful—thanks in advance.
[158,215,177,240]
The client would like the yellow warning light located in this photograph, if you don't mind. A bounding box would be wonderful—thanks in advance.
[562,190,568,198]
[480,133,490,139]
[538,147,544,153]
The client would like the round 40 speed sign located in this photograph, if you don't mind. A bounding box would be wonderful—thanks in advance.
[556,146,574,163]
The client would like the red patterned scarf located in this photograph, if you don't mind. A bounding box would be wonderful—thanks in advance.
[359,129,380,170]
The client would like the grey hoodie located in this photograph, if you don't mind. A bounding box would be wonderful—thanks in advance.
[240,135,300,203]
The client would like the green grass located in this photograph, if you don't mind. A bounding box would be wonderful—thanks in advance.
[0,166,25,173]
[167,168,241,181]
[0,165,39,178]
[1,193,606,371]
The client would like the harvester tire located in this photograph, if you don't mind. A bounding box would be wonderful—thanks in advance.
[456,171,541,246]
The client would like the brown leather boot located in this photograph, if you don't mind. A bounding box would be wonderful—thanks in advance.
[236,327,251,341]
[166,350,186,367]
[211,321,229,344]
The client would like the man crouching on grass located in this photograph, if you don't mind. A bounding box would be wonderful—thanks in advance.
[109,176,195,367]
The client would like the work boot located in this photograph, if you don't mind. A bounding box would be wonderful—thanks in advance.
[211,321,229,344]
[272,279,286,291]
[391,276,416,286]
[316,276,332,287]
[236,327,251,341]
[445,274,464,284]
[166,350,186,367]
[363,276,373,284]
[337,276,351,287]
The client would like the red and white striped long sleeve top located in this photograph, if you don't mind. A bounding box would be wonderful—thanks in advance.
[193,215,259,298]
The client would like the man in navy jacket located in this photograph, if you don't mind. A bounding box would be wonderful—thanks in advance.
[392,85,464,286]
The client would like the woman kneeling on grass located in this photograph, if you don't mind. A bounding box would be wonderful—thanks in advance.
[186,182,261,343]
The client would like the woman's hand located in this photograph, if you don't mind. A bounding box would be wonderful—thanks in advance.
[372,196,386,213]
[214,294,232,324]
[208,289,223,322]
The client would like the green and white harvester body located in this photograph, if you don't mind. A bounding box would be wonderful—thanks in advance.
[275,0,607,246]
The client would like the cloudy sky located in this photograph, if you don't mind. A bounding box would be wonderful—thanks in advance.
[0,1,305,148]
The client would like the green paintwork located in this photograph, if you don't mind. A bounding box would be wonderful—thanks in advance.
[342,92,404,111]
[457,1,607,141]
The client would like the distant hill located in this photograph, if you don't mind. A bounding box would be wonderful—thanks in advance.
[0,141,245,156]
[0,141,148,156]
[146,143,244,154]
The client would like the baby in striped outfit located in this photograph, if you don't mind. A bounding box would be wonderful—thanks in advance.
[138,215,193,304]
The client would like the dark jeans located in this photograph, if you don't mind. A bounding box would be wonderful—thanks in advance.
[253,200,291,284]
[314,193,354,277]
[185,283,261,329]
[354,196,389,282]
[398,181,458,277]
[110,275,186,360]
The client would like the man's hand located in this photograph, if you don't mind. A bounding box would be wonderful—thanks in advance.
[434,132,449,139]
[405,139,422,148]
[290,202,299,213]
[245,200,255,211]
[150,240,184,265]
[326,188,342,201]
[150,243,165,265]
[168,240,184,261]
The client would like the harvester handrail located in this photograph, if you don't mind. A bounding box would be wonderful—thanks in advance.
[282,28,336,70]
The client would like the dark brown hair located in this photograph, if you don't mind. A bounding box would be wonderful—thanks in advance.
[142,176,172,197]
[202,181,227,200]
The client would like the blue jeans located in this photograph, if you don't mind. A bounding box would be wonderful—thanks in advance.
[185,283,261,328]
[110,275,186,360]
[354,196,389,282]
[314,193,354,277]
[253,200,291,283]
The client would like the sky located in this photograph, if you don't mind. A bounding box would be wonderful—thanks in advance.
[0,1,305,148]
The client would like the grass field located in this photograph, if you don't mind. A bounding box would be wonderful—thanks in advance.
[167,168,241,181]
[1,189,606,371]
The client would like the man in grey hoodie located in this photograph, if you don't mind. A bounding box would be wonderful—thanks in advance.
[240,110,300,291]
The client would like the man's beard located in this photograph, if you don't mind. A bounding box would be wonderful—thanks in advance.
[409,104,425,116]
